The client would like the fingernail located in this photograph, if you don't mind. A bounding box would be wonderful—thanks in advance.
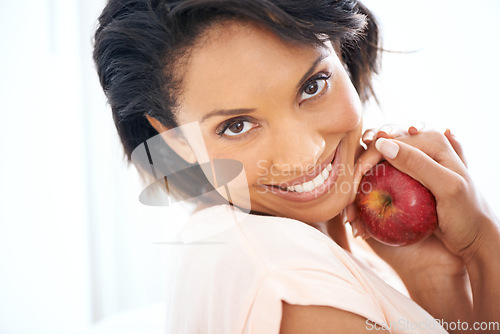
[352,223,359,237]
[363,130,375,142]
[342,209,348,224]
[408,126,420,135]
[379,125,393,134]
[346,205,357,222]
[375,138,399,159]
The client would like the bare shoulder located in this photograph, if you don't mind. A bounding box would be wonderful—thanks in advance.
[279,302,390,334]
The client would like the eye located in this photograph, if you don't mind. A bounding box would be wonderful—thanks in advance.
[299,74,330,103]
[217,119,257,137]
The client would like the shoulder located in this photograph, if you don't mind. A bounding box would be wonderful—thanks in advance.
[181,206,390,332]
[280,302,390,334]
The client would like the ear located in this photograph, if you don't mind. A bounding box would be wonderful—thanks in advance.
[145,115,198,164]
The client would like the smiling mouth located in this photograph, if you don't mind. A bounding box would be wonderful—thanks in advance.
[264,143,339,193]
[270,163,333,193]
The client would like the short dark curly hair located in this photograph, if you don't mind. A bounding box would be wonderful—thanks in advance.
[93,0,380,203]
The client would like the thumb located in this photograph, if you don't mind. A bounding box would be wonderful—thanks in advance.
[374,138,458,199]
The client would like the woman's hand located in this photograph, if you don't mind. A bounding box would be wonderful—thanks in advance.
[359,124,412,146]
[351,129,497,261]
[348,128,479,271]
[346,128,500,326]
[350,127,469,276]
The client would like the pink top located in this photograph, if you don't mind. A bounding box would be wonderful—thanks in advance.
[164,204,448,333]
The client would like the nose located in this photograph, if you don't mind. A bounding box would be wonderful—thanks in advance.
[271,120,325,173]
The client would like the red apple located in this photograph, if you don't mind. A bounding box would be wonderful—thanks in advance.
[354,161,438,246]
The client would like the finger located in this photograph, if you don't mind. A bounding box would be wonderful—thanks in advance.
[345,203,357,222]
[376,130,390,139]
[377,124,409,139]
[349,219,368,239]
[363,124,413,145]
[444,129,467,168]
[378,124,393,135]
[349,144,385,204]
[341,208,348,224]
[399,131,467,177]
[374,138,461,198]
[408,126,421,135]
[362,129,376,145]
[377,129,408,139]
[344,204,369,239]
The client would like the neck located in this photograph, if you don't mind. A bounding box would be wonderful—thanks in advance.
[312,214,351,252]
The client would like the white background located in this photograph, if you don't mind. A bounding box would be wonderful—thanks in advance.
[0,1,498,333]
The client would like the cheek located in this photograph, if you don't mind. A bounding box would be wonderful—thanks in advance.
[203,140,266,182]
[320,79,362,133]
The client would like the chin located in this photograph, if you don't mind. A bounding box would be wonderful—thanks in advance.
[302,196,348,223]
[259,191,349,224]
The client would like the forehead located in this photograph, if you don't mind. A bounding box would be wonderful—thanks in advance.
[189,21,324,68]
[176,21,333,120]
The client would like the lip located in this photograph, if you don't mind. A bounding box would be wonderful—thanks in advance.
[261,142,342,203]
[274,144,338,188]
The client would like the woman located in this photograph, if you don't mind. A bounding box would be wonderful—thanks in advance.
[93,0,500,332]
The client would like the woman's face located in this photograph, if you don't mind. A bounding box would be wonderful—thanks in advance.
[174,22,363,223]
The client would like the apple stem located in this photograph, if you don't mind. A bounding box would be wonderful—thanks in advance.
[381,197,392,215]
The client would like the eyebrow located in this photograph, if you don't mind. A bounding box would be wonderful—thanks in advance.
[201,108,257,123]
[296,53,329,90]
[201,53,328,123]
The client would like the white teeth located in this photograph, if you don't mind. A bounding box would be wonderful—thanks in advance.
[294,184,304,193]
[282,163,333,193]
[312,174,325,187]
[302,181,315,192]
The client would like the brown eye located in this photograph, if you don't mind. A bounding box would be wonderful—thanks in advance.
[304,81,319,95]
[228,121,244,134]
[300,76,329,103]
[218,119,256,137]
